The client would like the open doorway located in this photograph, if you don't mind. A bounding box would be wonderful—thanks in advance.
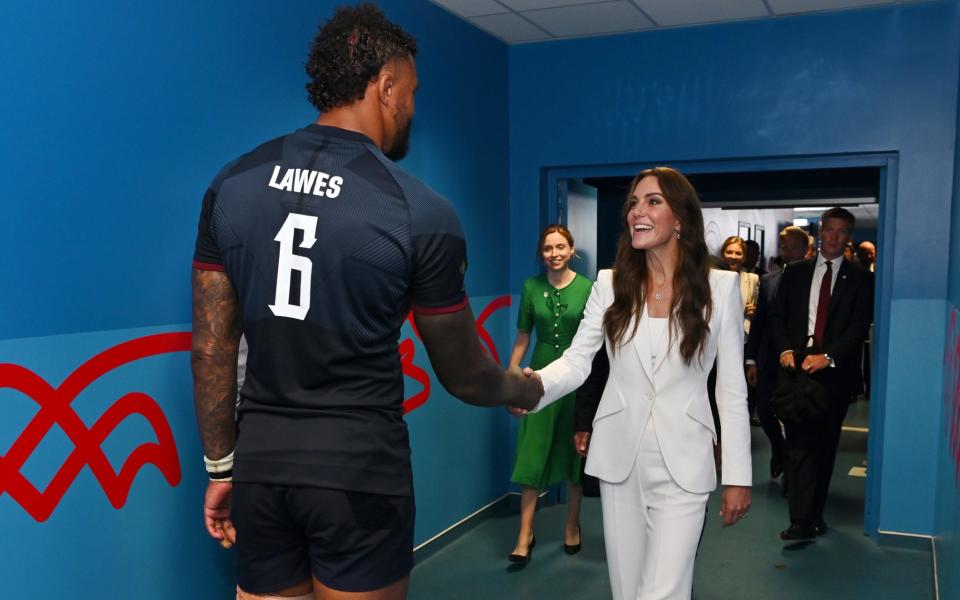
[554,162,885,535]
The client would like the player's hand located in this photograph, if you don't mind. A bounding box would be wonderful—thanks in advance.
[505,367,541,415]
[573,431,591,457]
[779,351,796,370]
[745,364,758,386]
[204,480,236,548]
[744,303,757,318]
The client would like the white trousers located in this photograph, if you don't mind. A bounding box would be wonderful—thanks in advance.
[599,419,709,600]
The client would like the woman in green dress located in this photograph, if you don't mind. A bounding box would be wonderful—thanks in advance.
[508,224,594,564]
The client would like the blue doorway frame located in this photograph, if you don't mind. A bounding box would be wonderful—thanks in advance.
[543,152,898,537]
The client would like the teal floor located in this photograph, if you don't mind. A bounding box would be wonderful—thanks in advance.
[409,400,933,599]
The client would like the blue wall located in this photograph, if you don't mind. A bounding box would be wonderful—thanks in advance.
[508,1,960,536]
[938,33,960,599]
[0,1,512,597]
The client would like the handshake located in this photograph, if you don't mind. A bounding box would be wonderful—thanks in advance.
[503,365,543,414]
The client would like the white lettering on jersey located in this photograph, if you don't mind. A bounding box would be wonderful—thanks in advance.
[268,213,318,320]
[293,169,318,193]
[268,165,343,198]
[312,172,329,195]
[327,176,343,198]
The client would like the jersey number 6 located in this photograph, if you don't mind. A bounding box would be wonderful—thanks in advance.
[269,213,318,320]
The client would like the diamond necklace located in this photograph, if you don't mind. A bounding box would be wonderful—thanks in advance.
[651,278,671,302]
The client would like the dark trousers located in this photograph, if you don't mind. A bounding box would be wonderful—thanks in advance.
[707,360,720,440]
[755,367,786,467]
[783,396,850,524]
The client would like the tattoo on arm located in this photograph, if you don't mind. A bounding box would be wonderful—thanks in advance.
[191,269,242,460]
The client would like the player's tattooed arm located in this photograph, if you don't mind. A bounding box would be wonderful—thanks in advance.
[415,308,542,410]
[191,269,242,460]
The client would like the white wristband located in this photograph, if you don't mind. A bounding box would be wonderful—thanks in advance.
[203,450,234,474]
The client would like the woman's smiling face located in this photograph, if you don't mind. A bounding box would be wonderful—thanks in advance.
[542,232,574,271]
[626,175,680,253]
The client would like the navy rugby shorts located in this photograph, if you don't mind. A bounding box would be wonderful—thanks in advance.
[231,483,414,594]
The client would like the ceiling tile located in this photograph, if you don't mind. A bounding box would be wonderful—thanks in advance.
[500,0,597,10]
[766,0,897,15]
[636,0,770,26]
[429,0,511,18]
[470,12,553,42]
[523,1,654,37]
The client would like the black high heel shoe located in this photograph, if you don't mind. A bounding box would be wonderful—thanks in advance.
[508,534,536,565]
[563,525,581,555]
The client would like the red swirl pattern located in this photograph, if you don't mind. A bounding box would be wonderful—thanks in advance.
[0,333,188,522]
[0,296,512,520]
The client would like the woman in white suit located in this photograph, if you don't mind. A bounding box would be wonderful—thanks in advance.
[523,167,752,600]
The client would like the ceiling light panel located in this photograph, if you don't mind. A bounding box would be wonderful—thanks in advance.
[523,1,654,37]
[635,0,770,26]
[469,12,552,42]
[500,0,598,10]
[766,0,897,15]
[430,0,511,17]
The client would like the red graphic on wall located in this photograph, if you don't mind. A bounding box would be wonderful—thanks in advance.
[0,333,189,522]
[945,309,960,485]
[400,295,512,413]
[0,296,513,520]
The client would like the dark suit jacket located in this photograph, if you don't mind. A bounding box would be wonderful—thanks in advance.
[745,270,782,376]
[574,349,609,432]
[770,257,874,397]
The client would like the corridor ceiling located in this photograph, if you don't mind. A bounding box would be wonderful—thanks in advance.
[427,0,930,43]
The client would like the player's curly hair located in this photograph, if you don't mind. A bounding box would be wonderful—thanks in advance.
[305,4,418,113]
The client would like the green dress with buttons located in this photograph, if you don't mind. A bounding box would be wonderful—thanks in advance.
[511,273,594,489]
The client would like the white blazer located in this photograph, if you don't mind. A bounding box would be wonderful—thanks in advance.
[534,269,752,494]
[739,271,760,336]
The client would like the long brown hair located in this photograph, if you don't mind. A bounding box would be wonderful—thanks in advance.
[602,167,713,365]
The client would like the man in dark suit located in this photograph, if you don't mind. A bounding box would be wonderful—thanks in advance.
[745,226,810,480]
[770,207,874,540]
[744,239,768,277]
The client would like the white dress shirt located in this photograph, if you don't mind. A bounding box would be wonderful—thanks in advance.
[807,253,844,346]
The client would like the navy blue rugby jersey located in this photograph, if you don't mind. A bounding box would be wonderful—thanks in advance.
[193,125,467,495]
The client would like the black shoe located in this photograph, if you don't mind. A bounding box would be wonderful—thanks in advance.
[812,519,828,536]
[779,523,816,541]
[509,535,535,565]
[563,525,581,555]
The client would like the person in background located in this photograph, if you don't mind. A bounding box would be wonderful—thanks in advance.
[854,241,877,398]
[744,239,767,277]
[771,207,874,540]
[507,224,593,565]
[520,167,751,599]
[745,225,809,481]
[720,236,760,338]
[720,236,760,422]
[843,240,856,262]
[856,241,876,272]
[805,233,817,260]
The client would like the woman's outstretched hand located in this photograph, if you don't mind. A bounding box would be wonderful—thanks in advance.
[506,367,542,416]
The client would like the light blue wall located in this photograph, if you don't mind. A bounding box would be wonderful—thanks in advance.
[0,1,512,597]
[938,304,960,599]
[937,31,960,599]
[508,1,960,536]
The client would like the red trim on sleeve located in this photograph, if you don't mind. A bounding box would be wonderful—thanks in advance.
[412,296,469,315]
[192,260,225,271]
